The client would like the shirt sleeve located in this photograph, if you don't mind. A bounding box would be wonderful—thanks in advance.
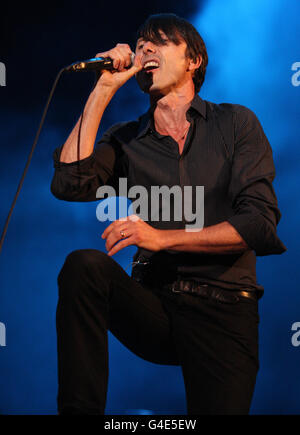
[227,105,287,256]
[50,124,126,202]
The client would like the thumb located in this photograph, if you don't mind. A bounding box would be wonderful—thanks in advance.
[118,55,143,80]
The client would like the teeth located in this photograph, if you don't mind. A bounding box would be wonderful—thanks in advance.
[144,61,159,69]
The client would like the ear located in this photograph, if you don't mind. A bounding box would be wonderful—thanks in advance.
[187,55,202,73]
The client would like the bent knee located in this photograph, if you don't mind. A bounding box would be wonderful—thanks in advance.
[57,249,113,300]
[58,249,112,283]
[65,248,112,268]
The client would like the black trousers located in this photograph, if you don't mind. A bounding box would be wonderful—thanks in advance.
[56,249,259,415]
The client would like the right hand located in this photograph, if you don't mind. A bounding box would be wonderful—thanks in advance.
[94,43,142,91]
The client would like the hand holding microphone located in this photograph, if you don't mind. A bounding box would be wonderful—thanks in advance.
[94,43,137,72]
[66,43,143,91]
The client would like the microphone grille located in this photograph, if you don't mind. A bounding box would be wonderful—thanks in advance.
[130,53,136,66]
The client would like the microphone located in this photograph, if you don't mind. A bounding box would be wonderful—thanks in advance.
[65,53,135,72]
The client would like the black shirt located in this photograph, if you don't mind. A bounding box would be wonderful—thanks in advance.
[51,94,286,295]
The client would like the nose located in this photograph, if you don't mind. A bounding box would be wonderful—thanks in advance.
[142,41,156,54]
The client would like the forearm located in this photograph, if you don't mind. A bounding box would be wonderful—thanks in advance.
[160,221,249,254]
[60,82,115,163]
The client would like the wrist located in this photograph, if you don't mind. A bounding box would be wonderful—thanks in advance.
[158,229,196,251]
[158,229,177,251]
[155,229,166,251]
[93,80,117,100]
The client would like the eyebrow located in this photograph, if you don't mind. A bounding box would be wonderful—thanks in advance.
[136,34,169,46]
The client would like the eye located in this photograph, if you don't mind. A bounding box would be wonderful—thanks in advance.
[158,38,169,46]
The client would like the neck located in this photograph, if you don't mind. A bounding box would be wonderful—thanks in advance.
[150,83,195,134]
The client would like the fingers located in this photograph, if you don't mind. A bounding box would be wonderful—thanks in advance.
[113,60,142,83]
[105,225,128,249]
[101,217,126,240]
[101,215,141,253]
[126,53,143,74]
[101,215,140,239]
[106,229,131,253]
[133,53,143,69]
[95,43,133,72]
[107,236,134,256]
[101,217,127,251]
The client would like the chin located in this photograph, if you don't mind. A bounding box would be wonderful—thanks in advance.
[136,73,171,96]
[138,82,162,96]
[149,85,172,98]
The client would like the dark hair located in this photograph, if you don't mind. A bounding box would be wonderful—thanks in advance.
[136,13,208,93]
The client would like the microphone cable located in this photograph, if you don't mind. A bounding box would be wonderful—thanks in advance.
[0,58,123,255]
[0,66,68,254]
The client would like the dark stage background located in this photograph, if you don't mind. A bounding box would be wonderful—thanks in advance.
[0,0,299,414]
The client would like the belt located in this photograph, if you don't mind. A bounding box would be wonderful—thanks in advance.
[162,280,258,304]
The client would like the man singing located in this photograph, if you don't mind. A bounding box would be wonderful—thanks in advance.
[51,13,286,415]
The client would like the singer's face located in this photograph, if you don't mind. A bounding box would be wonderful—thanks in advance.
[135,31,192,96]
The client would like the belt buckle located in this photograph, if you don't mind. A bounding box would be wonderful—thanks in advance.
[211,289,239,304]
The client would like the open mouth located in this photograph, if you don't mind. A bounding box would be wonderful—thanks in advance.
[142,61,160,72]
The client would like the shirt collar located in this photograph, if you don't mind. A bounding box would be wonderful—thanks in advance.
[190,94,207,119]
[136,94,207,139]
